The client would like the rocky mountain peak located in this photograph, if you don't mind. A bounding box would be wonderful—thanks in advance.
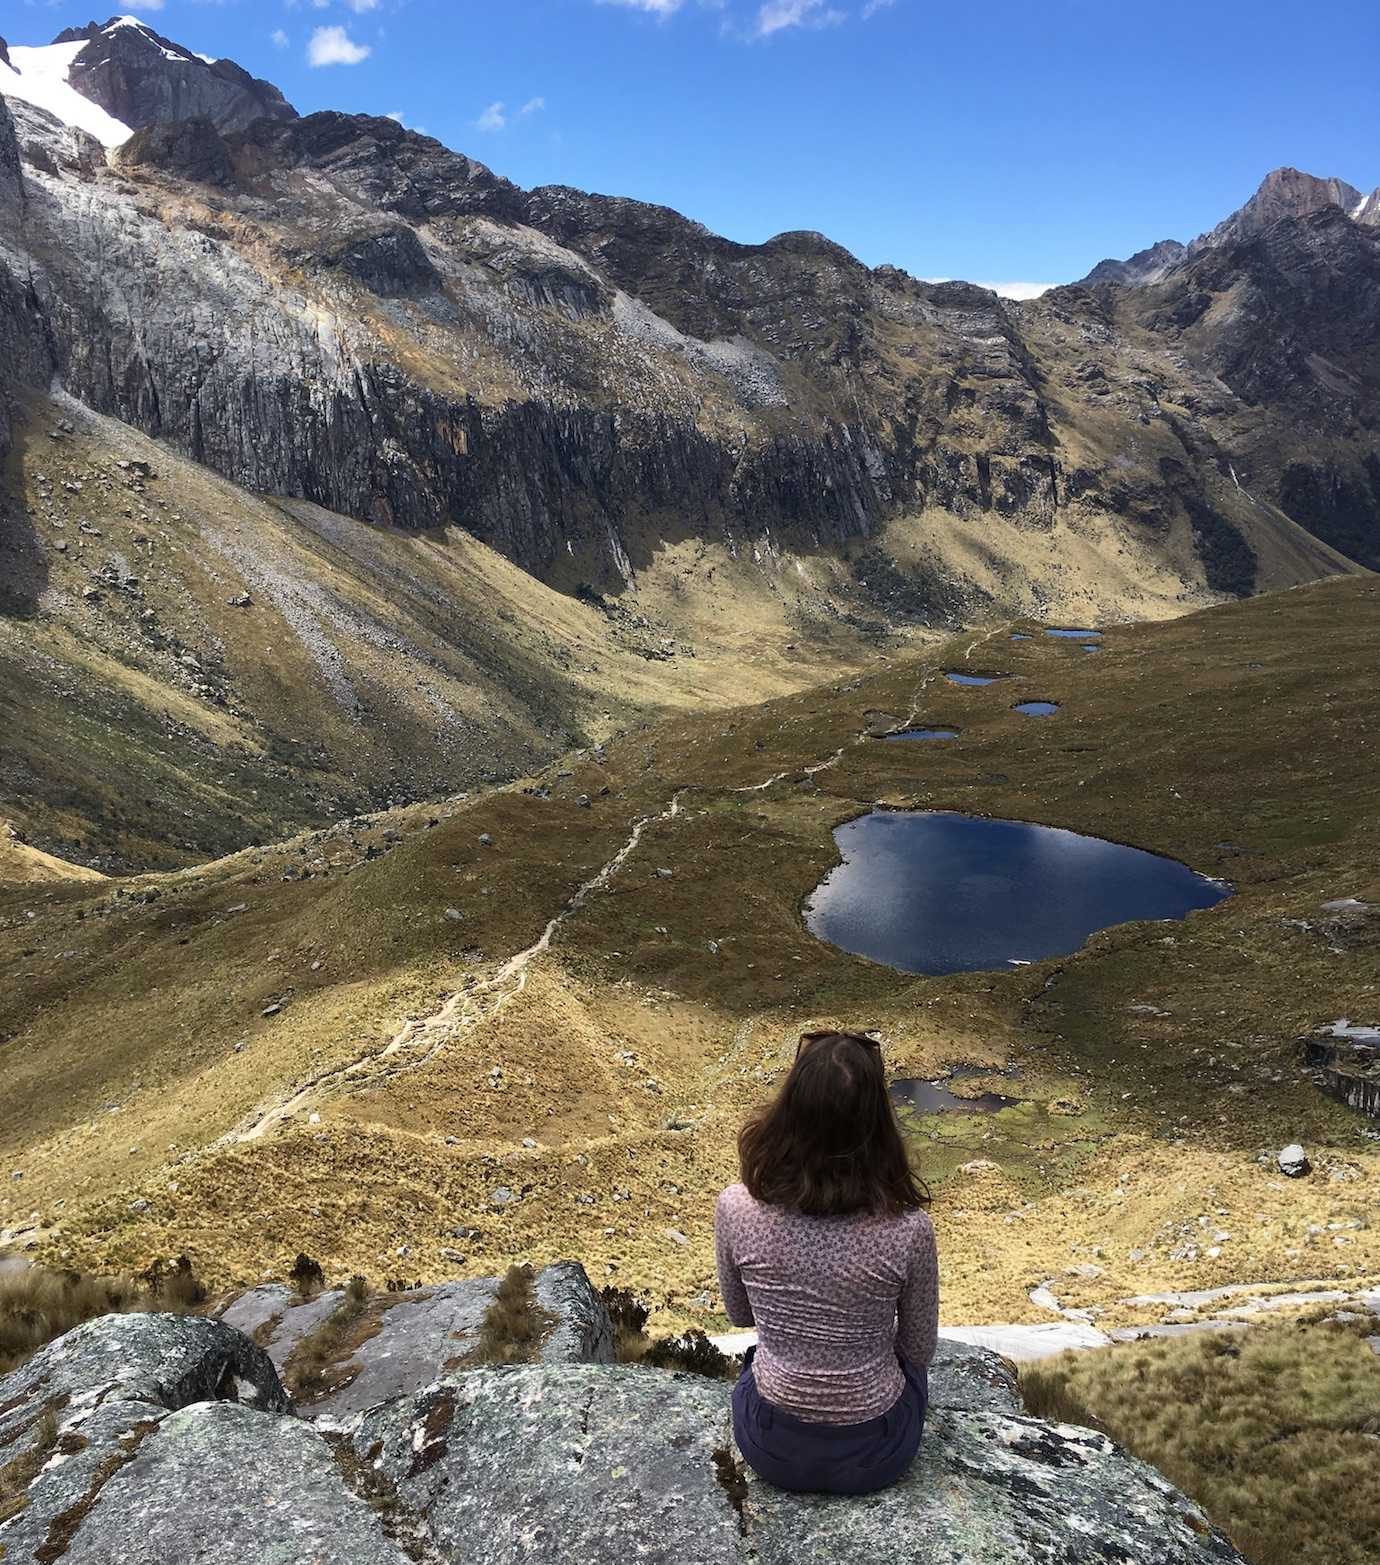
[1078,165,1375,288]
[0,37,10,70]
[1081,237,1189,288]
[1353,187,1380,228]
[50,14,297,136]
[1192,165,1366,252]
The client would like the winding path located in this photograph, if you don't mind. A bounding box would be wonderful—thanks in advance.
[222,624,1011,1142]
[223,791,689,1144]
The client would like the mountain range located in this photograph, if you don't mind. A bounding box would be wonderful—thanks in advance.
[1,15,1377,871]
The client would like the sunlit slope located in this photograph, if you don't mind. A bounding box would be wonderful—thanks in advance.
[0,393,878,872]
[1,575,1376,1326]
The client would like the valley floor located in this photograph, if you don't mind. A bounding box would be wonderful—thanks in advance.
[1,575,1378,1339]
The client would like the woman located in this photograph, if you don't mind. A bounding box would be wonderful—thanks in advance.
[715,1029,937,1495]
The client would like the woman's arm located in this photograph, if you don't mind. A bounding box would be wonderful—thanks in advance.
[714,1190,755,1327]
[897,1215,939,1366]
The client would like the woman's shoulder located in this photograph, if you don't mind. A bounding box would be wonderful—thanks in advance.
[878,1203,935,1246]
[715,1181,753,1218]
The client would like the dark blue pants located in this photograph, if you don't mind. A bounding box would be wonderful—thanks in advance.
[731,1346,928,1495]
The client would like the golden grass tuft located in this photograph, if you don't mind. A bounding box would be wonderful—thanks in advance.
[281,1275,376,1403]
[1020,1321,1380,1565]
[0,1406,59,1525]
[0,1259,204,1376]
[469,1264,557,1366]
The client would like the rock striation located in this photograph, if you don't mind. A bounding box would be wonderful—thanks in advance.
[0,1288,1249,1565]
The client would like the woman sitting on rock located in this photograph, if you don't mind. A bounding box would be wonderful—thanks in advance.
[715,1028,937,1495]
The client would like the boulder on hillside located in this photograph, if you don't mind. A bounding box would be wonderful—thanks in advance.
[0,1313,291,1564]
[216,1260,613,1416]
[1278,1142,1311,1177]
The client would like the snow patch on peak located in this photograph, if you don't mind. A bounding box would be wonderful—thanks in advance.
[1,41,132,148]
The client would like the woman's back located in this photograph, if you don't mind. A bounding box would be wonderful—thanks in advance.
[715,1181,938,1424]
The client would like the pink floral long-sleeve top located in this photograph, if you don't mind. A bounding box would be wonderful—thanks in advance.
[714,1181,939,1424]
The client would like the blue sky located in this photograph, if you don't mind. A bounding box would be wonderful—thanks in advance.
[13,0,1380,289]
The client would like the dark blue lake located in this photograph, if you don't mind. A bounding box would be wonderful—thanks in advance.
[1014,701,1059,716]
[882,728,960,742]
[1046,628,1101,639]
[805,810,1230,975]
[945,672,1007,686]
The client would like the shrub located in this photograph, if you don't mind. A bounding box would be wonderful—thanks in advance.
[289,1253,326,1299]
[600,1285,651,1360]
[598,1287,736,1380]
[643,1329,732,1380]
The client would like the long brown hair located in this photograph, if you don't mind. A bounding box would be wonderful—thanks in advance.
[737,1031,929,1217]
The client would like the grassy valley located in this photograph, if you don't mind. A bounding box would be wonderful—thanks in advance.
[1,573,1376,1340]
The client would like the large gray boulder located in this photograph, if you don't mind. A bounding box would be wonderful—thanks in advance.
[0,1310,289,1431]
[344,1363,1245,1565]
[217,1260,613,1417]
[0,1314,293,1565]
[0,1289,1248,1565]
[5,1402,410,1565]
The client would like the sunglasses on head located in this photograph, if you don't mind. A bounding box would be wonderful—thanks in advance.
[796,1029,883,1059]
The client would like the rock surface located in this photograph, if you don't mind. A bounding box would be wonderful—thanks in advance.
[0,1295,1250,1565]
[216,1261,613,1417]
[0,1313,292,1565]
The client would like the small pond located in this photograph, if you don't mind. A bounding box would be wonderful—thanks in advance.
[945,671,1008,686]
[1014,701,1059,717]
[805,810,1231,975]
[882,728,960,742]
[890,1069,1022,1115]
[1010,633,1033,641]
[1046,628,1101,639]
[1080,644,1100,653]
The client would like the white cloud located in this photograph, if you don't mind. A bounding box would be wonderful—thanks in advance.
[120,0,165,12]
[980,281,1055,300]
[386,110,406,123]
[923,277,1056,300]
[344,0,381,11]
[476,101,507,132]
[597,0,689,13]
[307,25,372,67]
[271,28,290,49]
[754,0,845,38]
[861,0,896,15]
[518,96,546,117]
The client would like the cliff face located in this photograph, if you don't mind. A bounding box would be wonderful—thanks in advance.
[4,91,1373,597]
